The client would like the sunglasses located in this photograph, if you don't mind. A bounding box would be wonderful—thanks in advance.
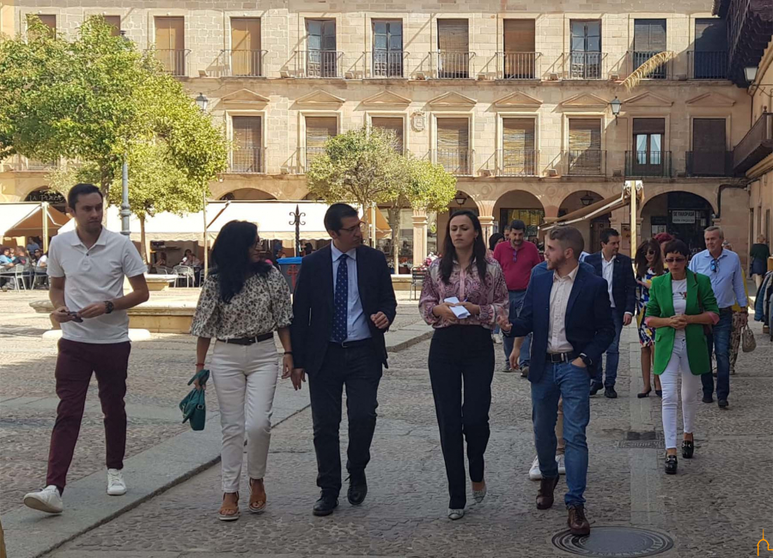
[710,259,719,273]
[664,257,686,264]
[646,250,656,255]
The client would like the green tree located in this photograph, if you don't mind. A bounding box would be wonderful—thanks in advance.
[0,16,227,204]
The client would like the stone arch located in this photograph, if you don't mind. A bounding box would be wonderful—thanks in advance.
[493,189,545,240]
[218,188,277,201]
[24,186,66,213]
[557,190,609,251]
[640,190,716,252]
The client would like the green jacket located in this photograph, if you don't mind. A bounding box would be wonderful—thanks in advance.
[645,270,719,375]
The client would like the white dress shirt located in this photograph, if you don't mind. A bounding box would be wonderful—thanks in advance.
[548,264,578,353]
[601,254,616,309]
[330,244,371,342]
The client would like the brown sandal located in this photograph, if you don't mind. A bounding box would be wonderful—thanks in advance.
[249,478,266,513]
[218,492,240,521]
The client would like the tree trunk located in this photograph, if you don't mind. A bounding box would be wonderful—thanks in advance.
[139,216,148,264]
[387,206,401,274]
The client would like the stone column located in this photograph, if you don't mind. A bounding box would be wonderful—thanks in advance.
[477,200,496,242]
[412,209,428,267]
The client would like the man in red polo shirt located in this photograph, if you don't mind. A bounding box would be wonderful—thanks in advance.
[493,219,542,375]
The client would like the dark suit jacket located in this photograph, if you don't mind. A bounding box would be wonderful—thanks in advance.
[291,244,397,376]
[583,252,637,316]
[510,264,615,383]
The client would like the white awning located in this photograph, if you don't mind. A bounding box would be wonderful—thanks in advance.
[1,202,70,239]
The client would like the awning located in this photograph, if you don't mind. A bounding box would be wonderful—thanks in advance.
[363,207,391,240]
[540,191,631,233]
[1,202,71,238]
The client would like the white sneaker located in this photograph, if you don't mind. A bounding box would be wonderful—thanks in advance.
[23,485,63,514]
[107,468,127,496]
[529,455,566,480]
[557,454,566,475]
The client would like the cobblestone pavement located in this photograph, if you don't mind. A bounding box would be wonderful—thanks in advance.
[0,289,426,516]
[43,307,773,558]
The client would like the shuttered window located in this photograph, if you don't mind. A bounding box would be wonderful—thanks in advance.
[371,117,404,153]
[694,19,727,51]
[568,119,602,174]
[232,117,262,173]
[103,16,121,37]
[634,20,666,51]
[691,118,726,175]
[633,118,665,135]
[27,14,56,38]
[503,20,536,79]
[502,118,536,175]
[231,18,261,76]
[155,17,185,75]
[436,118,470,174]
[437,19,469,78]
[305,117,337,168]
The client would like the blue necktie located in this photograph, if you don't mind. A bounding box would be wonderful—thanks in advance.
[333,253,348,343]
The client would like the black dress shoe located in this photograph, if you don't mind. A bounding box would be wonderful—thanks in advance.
[589,383,602,396]
[718,399,729,409]
[682,440,694,459]
[347,475,367,506]
[655,390,663,398]
[702,394,714,404]
[664,455,678,475]
[604,387,618,399]
[313,495,338,516]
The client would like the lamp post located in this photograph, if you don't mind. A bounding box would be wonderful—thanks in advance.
[195,92,210,276]
[289,204,306,256]
[120,30,132,237]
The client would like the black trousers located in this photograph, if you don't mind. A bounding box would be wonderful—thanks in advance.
[428,326,495,509]
[308,341,382,497]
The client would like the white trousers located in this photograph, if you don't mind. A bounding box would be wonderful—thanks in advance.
[210,339,279,493]
[660,336,702,450]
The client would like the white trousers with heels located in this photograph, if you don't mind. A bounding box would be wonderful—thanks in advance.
[660,336,702,450]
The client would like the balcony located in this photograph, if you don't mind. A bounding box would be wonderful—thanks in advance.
[303,147,327,172]
[686,151,734,176]
[625,151,673,178]
[497,52,541,80]
[688,51,728,79]
[295,50,344,78]
[10,155,59,171]
[628,51,670,80]
[433,149,474,175]
[733,113,773,174]
[366,50,407,78]
[217,50,266,77]
[153,49,190,77]
[431,51,475,79]
[564,52,606,80]
[496,149,539,176]
[228,148,265,174]
[565,150,606,176]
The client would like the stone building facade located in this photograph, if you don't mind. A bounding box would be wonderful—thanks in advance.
[0,0,755,265]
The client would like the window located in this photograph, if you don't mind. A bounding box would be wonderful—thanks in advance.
[569,20,601,79]
[154,17,185,76]
[693,19,727,79]
[501,118,536,176]
[436,118,470,175]
[372,20,403,78]
[27,14,56,38]
[633,19,667,78]
[231,116,263,173]
[503,20,536,79]
[305,116,337,168]
[437,19,469,79]
[568,119,602,174]
[103,16,121,37]
[371,117,404,153]
[306,19,337,77]
[630,118,667,176]
[231,18,261,77]
[690,118,727,175]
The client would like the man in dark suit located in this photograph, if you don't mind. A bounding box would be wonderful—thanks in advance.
[290,203,397,517]
[500,226,614,536]
[583,228,637,398]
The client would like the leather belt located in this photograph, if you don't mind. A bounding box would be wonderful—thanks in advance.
[546,351,577,363]
[218,333,273,345]
[719,307,734,314]
[329,339,372,349]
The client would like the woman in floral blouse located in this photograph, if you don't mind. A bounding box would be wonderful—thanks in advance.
[191,220,294,521]
[634,239,664,398]
[419,210,508,520]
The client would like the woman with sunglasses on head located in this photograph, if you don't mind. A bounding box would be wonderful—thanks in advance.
[634,239,664,398]
[645,239,719,475]
[419,210,508,520]
[190,220,294,521]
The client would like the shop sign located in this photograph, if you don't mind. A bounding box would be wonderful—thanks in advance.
[671,210,696,224]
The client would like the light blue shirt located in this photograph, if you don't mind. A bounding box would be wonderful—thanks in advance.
[688,248,748,309]
[0,255,12,266]
[331,244,371,342]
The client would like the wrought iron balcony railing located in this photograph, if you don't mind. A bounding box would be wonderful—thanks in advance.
[497,52,541,80]
[686,151,734,176]
[295,50,344,78]
[733,113,773,174]
[564,52,605,79]
[218,49,267,77]
[366,50,407,78]
[625,151,672,177]
[228,148,265,174]
[565,150,606,175]
[152,49,190,77]
[433,148,474,175]
[496,149,539,176]
[688,51,728,80]
[431,51,475,79]
[629,50,670,80]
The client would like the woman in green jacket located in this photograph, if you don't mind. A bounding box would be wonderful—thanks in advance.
[645,240,719,475]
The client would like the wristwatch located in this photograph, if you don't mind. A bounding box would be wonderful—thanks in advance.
[104,300,114,314]
[579,353,592,367]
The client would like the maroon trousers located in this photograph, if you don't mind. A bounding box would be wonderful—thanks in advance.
[46,339,131,492]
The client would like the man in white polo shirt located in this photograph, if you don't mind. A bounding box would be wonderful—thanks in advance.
[23,184,149,514]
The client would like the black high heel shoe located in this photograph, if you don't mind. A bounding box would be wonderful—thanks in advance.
[665,454,678,475]
[655,390,663,398]
[682,440,694,459]
[637,388,652,399]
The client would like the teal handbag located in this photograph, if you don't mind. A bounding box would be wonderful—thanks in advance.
[179,369,210,431]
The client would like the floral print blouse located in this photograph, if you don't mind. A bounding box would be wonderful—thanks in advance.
[190,267,293,339]
[419,255,509,330]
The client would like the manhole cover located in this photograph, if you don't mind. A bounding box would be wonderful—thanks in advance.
[552,526,674,557]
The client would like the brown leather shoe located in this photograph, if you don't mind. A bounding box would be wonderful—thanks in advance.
[536,475,559,510]
[567,505,590,536]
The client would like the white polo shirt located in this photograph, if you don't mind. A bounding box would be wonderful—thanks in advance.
[47,228,147,344]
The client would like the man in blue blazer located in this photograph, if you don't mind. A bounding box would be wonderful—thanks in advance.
[500,226,614,536]
[291,204,397,517]
[583,228,637,398]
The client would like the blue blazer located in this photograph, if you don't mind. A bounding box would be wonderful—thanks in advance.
[583,252,637,316]
[510,264,615,383]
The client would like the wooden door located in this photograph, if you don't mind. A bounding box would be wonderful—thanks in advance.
[155,17,185,75]
[231,18,261,76]
[503,20,535,78]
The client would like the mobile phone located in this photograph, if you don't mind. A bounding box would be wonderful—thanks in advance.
[68,311,83,323]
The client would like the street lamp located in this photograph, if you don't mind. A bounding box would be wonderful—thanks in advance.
[120,30,131,237]
[195,92,209,112]
[454,192,468,206]
[580,191,595,206]
[744,66,758,84]
[610,96,622,124]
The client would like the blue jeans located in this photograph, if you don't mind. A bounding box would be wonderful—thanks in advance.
[592,311,624,389]
[703,310,732,401]
[531,361,591,507]
[503,290,531,367]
